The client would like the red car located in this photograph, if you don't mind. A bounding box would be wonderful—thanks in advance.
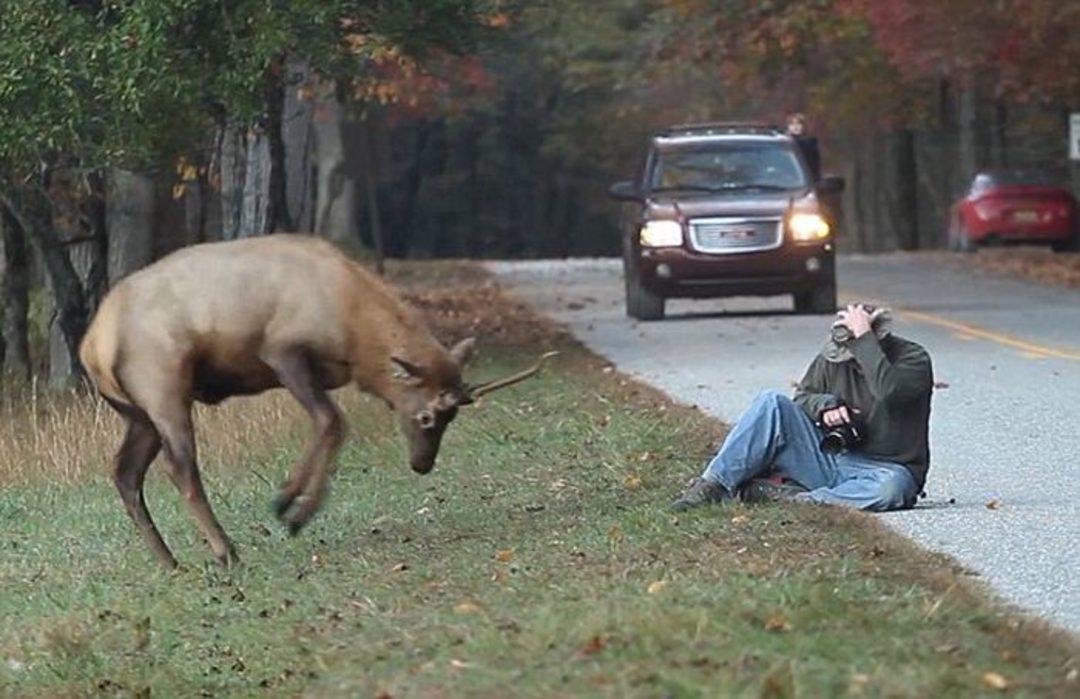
[948,170,1078,252]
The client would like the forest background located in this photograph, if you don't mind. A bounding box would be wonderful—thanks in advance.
[1,0,1078,385]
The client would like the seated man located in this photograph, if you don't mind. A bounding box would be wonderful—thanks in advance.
[672,304,933,512]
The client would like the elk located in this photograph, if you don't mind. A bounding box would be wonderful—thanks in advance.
[79,234,553,569]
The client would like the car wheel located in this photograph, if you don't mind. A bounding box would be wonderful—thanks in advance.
[1051,234,1079,253]
[625,274,665,321]
[622,241,665,321]
[948,218,975,253]
[794,283,837,315]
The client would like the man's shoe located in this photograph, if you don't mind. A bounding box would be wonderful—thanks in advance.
[670,477,734,511]
[738,477,807,504]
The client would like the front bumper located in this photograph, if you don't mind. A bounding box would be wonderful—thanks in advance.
[638,243,834,298]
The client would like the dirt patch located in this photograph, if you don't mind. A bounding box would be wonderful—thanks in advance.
[392,262,571,349]
[924,248,1080,289]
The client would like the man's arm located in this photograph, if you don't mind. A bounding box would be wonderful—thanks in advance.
[793,354,842,421]
[849,333,933,403]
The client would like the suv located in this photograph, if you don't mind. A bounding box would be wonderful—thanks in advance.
[609,123,845,320]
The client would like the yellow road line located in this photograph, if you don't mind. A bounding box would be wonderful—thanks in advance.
[840,295,1080,362]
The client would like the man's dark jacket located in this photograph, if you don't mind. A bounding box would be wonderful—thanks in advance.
[793,333,933,489]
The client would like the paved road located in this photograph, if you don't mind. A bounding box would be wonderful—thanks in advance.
[490,255,1080,632]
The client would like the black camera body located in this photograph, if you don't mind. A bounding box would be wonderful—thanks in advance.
[817,406,865,454]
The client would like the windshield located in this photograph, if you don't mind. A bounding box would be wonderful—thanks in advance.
[649,142,809,192]
[972,170,1061,192]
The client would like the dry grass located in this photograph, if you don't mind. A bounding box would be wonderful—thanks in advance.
[0,378,348,487]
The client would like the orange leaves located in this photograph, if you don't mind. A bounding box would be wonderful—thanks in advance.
[764,612,792,633]
[454,600,482,615]
[577,634,609,657]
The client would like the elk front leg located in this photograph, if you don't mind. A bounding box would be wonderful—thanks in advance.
[263,349,347,535]
[112,416,175,569]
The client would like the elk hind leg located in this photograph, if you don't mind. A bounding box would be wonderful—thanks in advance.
[151,405,239,567]
[263,349,346,535]
[112,415,175,569]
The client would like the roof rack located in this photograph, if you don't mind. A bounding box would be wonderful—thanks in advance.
[656,122,784,137]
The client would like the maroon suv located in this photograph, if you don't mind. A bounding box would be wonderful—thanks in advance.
[609,123,844,320]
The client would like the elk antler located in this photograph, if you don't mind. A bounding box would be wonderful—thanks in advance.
[466,351,559,400]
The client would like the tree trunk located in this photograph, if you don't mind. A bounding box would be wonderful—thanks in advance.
[361,112,385,275]
[219,122,272,239]
[46,172,106,386]
[886,129,919,250]
[958,86,982,188]
[283,58,318,232]
[313,90,362,248]
[0,189,88,387]
[106,169,156,284]
[0,205,31,379]
[265,56,294,233]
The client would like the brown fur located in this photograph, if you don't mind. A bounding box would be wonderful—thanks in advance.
[80,234,476,568]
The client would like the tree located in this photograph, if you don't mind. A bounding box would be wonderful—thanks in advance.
[0,0,490,384]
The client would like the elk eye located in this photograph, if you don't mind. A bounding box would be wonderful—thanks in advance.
[417,410,436,430]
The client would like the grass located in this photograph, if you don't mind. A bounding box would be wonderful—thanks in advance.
[0,266,1077,697]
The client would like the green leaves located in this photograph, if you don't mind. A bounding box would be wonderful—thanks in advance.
[0,0,489,180]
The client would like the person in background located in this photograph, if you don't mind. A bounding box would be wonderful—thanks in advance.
[786,113,821,181]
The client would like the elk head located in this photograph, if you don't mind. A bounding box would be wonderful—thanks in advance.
[390,338,558,474]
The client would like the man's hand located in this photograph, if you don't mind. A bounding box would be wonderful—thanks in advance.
[837,304,873,339]
[821,405,854,427]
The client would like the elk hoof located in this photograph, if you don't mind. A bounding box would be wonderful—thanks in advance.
[271,492,296,520]
[275,500,311,536]
[217,547,240,568]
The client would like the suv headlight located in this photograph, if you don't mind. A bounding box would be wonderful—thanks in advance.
[788,212,830,241]
[640,220,683,247]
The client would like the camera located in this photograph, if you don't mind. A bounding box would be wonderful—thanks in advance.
[818,410,864,454]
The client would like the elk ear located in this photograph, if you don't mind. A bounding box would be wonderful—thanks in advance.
[449,337,477,367]
[390,356,426,384]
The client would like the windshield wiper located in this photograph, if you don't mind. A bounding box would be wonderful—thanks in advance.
[649,185,724,194]
[650,183,796,194]
[713,182,793,191]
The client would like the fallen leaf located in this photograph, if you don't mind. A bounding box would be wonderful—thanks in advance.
[624,474,643,490]
[730,515,749,525]
[454,601,482,614]
[647,580,667,595]
[490,568,508,583]
[391,562,409,572]
[494,549,514,563]
[578,634,608,657]
[449,659,471,669]
[986,499,1002,510]
[638,451,654,462]
[981,671,1009,691]
[764,613,791,633]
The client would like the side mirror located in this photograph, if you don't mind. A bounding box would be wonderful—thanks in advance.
[817,175,845,194]
[608,180,643,202]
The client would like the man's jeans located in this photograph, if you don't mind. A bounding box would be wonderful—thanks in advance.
[701,390,918,511]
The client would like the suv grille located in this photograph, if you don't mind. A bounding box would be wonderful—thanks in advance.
[688,217,783,254]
